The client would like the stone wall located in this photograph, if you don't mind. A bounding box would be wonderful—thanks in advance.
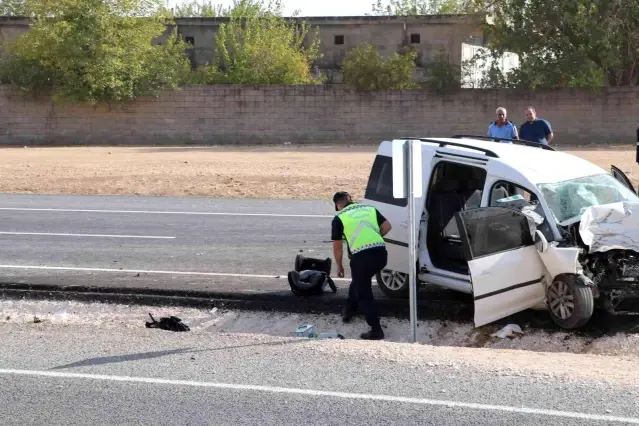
[0,84,637,145]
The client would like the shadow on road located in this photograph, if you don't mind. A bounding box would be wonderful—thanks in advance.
[49,338,310,370]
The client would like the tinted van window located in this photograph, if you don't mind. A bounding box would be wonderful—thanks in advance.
[364,155,408,207]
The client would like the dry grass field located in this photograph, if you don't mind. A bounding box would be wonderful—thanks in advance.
[0,144,637,199]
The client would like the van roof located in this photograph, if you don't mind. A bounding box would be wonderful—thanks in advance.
[381,137,607,185]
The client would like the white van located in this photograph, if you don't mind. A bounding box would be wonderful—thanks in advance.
[362,136,639,330]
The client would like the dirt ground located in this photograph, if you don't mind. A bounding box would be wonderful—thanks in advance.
[0,144,637,199]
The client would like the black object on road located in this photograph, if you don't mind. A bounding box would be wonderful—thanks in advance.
[295,254,332,275]
[145,313,190,332]
[287,254,337,296]
[287,270,337,296]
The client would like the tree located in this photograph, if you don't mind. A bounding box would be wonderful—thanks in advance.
[0,0,29,15]
[370,0,485,15]
[191,0,321,84]
[482,0,639,88]
[172,1,226,17]
[0,0,192,103]
[341,43,417,90]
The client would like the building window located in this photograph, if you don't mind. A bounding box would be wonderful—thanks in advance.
[410,33,421,44]
[185,36,195,45]
[334,35,344,45]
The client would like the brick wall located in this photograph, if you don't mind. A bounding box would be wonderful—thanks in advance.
[0,84,638,146]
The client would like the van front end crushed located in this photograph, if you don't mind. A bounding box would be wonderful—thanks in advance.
[581,250,639,314]
[559,201,639,314]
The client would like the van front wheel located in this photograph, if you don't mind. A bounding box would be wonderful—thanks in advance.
[547,275,594,329]
[376,269,409,299]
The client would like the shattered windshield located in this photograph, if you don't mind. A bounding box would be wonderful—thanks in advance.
[538,173,639,223]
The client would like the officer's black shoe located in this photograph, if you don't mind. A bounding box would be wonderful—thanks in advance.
[342,306,355,323]
[360,329,384,340]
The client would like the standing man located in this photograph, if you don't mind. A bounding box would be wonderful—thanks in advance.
[488,107,518,141]
[519,106,554,145]
[331,191,392,340]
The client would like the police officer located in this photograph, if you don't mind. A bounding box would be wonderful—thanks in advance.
[331,191,392,340]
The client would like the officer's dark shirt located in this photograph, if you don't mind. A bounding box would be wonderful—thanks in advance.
[331,203,387,257]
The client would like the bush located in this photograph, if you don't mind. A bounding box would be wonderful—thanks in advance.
[341,43,417,91]
[197,0,322,85]
[424,56,461,93]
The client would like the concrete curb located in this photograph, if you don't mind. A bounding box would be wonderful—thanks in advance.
[0,282,473,321]
[2,282,637,336]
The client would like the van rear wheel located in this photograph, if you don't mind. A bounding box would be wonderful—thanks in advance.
[376,269,409,299]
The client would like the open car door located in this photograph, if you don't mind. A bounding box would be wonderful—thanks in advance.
[455,207,547,327]
[611,165,636,194]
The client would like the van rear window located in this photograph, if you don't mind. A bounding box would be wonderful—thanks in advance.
[364,155,408,207]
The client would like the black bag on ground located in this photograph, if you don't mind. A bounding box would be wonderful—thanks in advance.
[295,254,332,275]
[145,313,190,332]
[287,270,338,296]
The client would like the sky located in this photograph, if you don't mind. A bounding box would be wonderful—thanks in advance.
[170,0,376,16]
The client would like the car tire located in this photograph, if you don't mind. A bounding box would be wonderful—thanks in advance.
[547,275,594,330]
[376,269,410,299]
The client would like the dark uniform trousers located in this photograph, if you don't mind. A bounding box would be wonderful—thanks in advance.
[346,246,388,331]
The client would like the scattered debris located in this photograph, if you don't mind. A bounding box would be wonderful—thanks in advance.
[288,254,336,295]
[294,324,344,339]
[295,324,315,337]
[492,324,524,339]
[288,270,337,295]
[316,332,345,339]
[145,313,190,332]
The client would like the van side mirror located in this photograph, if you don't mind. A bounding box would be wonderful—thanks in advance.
[534,230,548,253]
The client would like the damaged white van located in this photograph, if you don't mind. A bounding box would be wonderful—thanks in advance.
[363,136,639,330]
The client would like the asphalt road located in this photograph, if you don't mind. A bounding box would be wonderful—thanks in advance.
[0,193,343,286]
[1,323,638,425]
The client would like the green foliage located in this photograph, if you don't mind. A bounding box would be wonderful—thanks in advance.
[480,0,639,88]
[425,56,461,93]
[190,0,321,84]
[0,0,192,104]
[172,0,227,17]
[0,0,30,15]
[370,0,484,15]
[341,43,417,90]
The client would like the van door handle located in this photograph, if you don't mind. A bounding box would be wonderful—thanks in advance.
[401,221,409,227]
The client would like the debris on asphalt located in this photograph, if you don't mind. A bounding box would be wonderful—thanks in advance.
[288,254,337,296]
[491,324,524,339]
[295,324,344,339]
[288,270,337,295]
[145,313,190,332]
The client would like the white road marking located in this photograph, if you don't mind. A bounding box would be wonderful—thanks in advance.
[0,368,636,423]
[0,264,357,282]
[0,232,175,239]
[0,207,333,218]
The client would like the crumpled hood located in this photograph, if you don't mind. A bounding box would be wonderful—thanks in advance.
[579,201,639,253]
